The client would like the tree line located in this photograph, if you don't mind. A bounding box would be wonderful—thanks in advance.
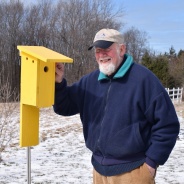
[142,47,184,89]
[0,0,183,102]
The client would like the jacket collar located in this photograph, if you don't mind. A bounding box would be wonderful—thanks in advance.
[98,54,133,81]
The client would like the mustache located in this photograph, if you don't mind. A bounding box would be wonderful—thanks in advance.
[98,57,112,62]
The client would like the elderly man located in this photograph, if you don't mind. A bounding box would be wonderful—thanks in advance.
[54,28,179,184]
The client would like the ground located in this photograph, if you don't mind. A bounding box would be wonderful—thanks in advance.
[174,102,184,118]
[0,102,183,183]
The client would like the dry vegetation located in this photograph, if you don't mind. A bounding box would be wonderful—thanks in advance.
[0,100,183,162]
[0,103,19,161]
[174,102,184,118]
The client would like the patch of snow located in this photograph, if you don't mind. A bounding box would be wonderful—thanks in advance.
[0,107,183,183]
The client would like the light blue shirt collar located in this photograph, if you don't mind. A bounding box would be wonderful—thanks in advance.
[98,54,133,81]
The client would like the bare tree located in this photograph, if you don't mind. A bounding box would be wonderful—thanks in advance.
[0,76,19,161]
[0,0,24,100]
[124,26,149,63]
[54,0,124,83]
[0,0,150,96]
[167,49,184,87]
[22,0,57,47]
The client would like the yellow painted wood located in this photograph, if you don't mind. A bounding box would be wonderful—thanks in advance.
[20,104,39,147]
[20,54,38,106]
[17,46,73,147]
[20,54,55,107]
[17,46,73,107]
[17,46,73,63]
[37,60,55,107]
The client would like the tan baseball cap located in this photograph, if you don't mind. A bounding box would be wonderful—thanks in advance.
[88,28,124,50]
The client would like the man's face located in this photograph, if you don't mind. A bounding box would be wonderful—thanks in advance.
[95,43,125,76]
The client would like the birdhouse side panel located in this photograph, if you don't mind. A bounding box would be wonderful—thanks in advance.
[20,54,39,106]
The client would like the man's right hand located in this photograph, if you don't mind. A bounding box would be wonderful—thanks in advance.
[55,63,65,83]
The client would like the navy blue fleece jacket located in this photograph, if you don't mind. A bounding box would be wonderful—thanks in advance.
[53,54,180,176]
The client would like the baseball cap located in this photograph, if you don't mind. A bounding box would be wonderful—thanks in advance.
[88,28,124,50]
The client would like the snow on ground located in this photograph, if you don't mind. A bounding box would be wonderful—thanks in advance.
[0,105,184,184]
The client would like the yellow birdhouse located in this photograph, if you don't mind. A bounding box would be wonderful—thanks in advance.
[17,46,73,147]
[18,46,73,107]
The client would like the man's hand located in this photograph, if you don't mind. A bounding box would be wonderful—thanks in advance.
[55,63,64,83]
[146,163,156,178]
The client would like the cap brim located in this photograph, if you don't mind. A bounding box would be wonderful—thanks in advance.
[88,40,114,50]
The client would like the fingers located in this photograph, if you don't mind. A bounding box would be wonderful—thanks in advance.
[56,63,64,69]
[55,63,65,83]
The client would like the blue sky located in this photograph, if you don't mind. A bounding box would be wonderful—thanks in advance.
[113,0,184,54]
[23,0,184,54]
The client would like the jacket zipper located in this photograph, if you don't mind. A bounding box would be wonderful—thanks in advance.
[97,79,112,164]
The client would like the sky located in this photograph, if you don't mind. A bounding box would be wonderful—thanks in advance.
[114,0,184,54]
[22,0,184,54]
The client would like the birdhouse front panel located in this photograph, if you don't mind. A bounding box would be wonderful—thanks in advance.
[37,60,55,107]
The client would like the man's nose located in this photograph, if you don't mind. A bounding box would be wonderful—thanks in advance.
[99,50,107,56]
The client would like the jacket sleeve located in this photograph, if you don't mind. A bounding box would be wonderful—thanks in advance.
[53,78,84,116]
[145,91,180,166]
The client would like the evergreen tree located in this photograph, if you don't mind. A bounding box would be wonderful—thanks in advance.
[141,52,174,88]
[169,46,176,57]
[178,49,184,58]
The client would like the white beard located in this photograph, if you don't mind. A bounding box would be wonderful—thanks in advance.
[99,62,116,76]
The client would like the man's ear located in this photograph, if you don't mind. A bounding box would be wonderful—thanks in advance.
[120,44,126,57]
